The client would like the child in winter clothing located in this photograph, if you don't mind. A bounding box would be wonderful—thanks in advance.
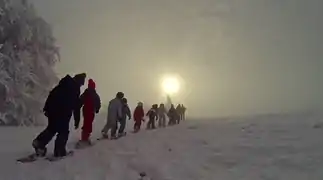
[146,104,158,129]
[133,102,145,132]
[176,104,182,124]
[117,97,131,136]
[168,104,178,126]
[101,92,124,139]
[158,103,167,128]
[77,79,101,146]
[181,104,187,120]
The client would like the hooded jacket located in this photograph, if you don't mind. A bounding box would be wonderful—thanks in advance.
[107,98,123,123]
[80,79,101,114]
[133,106,144,122]
[43,75,82,122]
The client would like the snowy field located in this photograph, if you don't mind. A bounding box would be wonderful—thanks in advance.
[1,112,323,180]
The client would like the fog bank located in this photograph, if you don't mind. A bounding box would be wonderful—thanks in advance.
[31,0,323,118]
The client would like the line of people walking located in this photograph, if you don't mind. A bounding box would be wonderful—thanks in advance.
[134,103,186,132]
[30,73,186,159]
[100,92,186,140]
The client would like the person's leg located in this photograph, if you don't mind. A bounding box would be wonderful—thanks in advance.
[134,121,138,131]
[101,118,112,137]
[158,116,162,127]
[118,118,126,134]
[161,116,165,127]
[138,121,142,130]
[54,119,70,157]
[32,117,56,156]
[81,114,88,141]
[82,113,94,142]
[147,119,151,129]
[152,118,156,129]
[110,119,118,138]
[101,123,109,134]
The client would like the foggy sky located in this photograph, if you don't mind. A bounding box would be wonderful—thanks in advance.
[31,0,323,118]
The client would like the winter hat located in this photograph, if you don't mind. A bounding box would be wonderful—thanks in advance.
[122,98,128,103]
[88,79,96,89]
[73,73,86,86]
[116,92,124,99]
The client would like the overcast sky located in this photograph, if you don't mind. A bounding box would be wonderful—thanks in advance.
[30,0,323,118]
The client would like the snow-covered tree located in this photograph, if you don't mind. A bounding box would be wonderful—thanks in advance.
[0,0,59,126]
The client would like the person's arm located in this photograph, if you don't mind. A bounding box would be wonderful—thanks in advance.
[43,88,55,117]
[141,109,145,121]
[95,92,101,113]
[73,88,81,129]
[117,101,123,120]
[126,105,131,120]
[79,90,87,108]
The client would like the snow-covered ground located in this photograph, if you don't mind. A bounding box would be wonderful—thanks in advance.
[1,112,323,180]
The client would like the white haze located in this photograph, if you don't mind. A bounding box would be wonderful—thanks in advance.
[31,0,323,118]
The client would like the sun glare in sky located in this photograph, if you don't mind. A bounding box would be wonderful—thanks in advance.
[161,75,180,95]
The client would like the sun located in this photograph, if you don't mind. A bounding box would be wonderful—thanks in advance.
[161,75,180,95]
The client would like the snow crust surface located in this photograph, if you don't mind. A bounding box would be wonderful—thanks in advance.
[1,112,323,180]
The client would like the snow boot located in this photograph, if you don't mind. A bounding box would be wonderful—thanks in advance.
[32,139,47,157]
[75,140,92,149]
[110,135,118,140]
[118,132,127,137]
[101,132,109,139]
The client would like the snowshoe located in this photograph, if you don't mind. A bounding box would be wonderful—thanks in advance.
[118,132,127,138]
[97,133,109,141]
[46,151,74,162]
[75,140,93,149]
[17,153,40,163]
[32,139,47,157]
[110,135,118,140]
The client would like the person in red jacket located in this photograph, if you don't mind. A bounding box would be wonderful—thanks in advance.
[76,79,101,148]
[133,102,145,133]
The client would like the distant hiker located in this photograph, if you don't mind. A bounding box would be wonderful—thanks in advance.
[168,104,178,125]
[181,104,187,120]
[116,97,131,137]
[146,104,158,129]
[133,102,145,132]
[76,79,101,147]
[101,92,124,139]
[32,73,86,158]
[176,104,182,124]
[158,103,167,128]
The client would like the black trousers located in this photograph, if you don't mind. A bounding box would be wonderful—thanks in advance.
[147,118,156,129]
[34,116,70,157]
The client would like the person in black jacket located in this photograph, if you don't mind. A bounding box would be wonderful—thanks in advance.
[32,73,86,157]
[146,104,158,129]
[168,104,178,126]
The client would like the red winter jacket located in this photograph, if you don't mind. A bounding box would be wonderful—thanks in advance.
[133,106,144,122]
[81,79,101,115]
